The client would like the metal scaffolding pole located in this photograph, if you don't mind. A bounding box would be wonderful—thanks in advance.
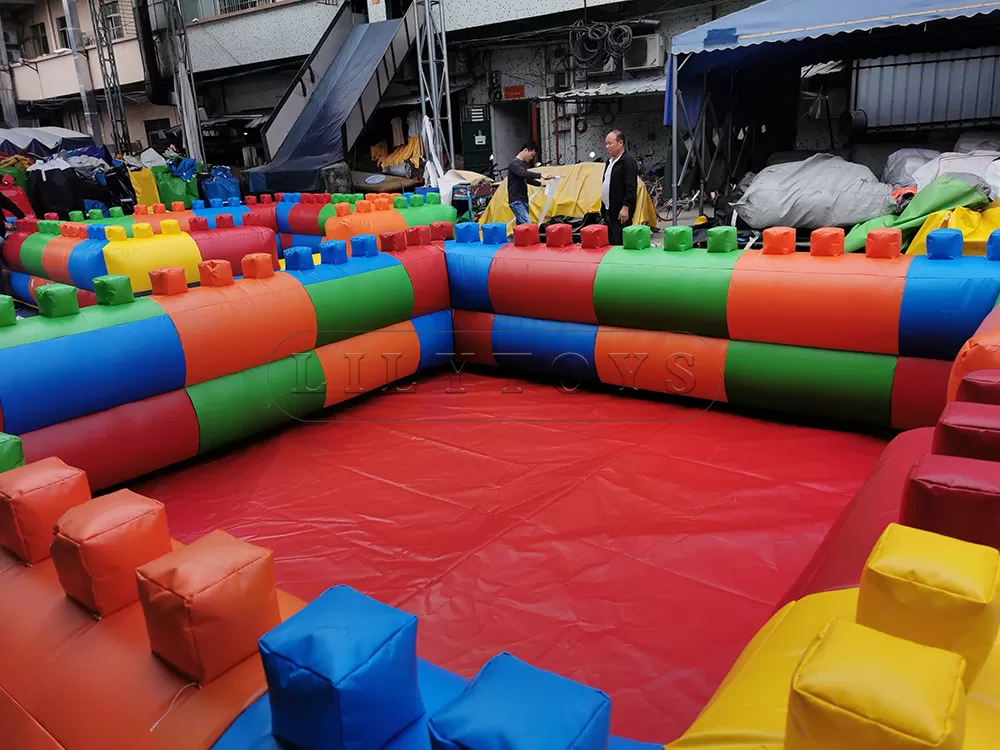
[62,0,103,144]
[88,0,131,153]
[165,0,204,162]
[415,0,454,171]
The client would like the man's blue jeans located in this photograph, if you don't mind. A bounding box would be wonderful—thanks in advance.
[510,200,531,225]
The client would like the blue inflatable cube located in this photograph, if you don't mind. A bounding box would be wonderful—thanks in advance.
[259,585,424,750]
[428,653,611,750]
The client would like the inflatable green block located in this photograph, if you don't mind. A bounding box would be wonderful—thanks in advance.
[88,209,104,220]
[94,275,135,306]
[396,204,458,228]
[308,265,415,348]
[69,210,85,222]
[707,225,738,253]
[593,245,740,338]
[109,207,125,218]
[0,297,166,350]
[36,284,80,318]
[0,432,24,473]
[723,341,896,425]
[187,352,327,454]
[663,226,693,252]
[410,195,425,208]
[18,228,53,277]
[622,225,651,250]
[393,197,408,209]
[0,295,15,327]
[350,193,364,204]
[426,193,441,205]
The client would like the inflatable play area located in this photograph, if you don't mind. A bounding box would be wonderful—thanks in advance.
[2,216,1000,749]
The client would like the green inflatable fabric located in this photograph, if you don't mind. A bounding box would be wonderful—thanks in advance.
[307,265,415,348]
[845,175,990,252]
[18,225,55,278]
[0,432,24,472]
[187,352,327,454]
[724,341,897,425]
[396,204,458,227]
[0,296,164,350]
[593,229,740,339]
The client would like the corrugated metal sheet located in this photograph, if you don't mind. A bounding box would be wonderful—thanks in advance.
[550,76,667,100]
[854,46,1000,128]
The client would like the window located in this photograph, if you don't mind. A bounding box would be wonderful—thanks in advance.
[56,16,70,49]
[101,1,126,40]
[23,22,50,59]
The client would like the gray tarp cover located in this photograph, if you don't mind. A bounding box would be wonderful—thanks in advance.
[734,154,895,229]
[248,19,401,193]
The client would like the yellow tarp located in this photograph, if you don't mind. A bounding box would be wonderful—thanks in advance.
[375,136,423,169]
[479,162,658,228]
[128,167,160,207]
[907,200,1000,255]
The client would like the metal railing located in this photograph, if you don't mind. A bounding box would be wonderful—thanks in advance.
[181,0,279,22]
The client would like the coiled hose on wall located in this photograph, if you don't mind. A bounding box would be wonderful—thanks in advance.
[569,21,633,70]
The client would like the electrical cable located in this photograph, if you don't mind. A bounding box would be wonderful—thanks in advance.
[569,20,634,70]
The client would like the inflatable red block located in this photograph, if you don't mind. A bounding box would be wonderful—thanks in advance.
[380,229,450,317]
[487,223,609,324]
[932,401,1000,461]
[453,309,496,367]
[890,357,952,429]
[901,453,1000,550]
[956,370,1000,406]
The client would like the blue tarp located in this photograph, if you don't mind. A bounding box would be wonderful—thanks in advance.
[665,0,1000,124]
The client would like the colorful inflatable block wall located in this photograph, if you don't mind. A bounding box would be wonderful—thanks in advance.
[2,217,278,295]
[0,230,452,490]
[446,221,1000,429]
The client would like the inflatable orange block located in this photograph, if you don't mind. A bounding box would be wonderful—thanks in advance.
[136,530,281,684]
[153,267,318,386]
[51,489,172,616]
[40,224,86,284]
[0,457,90,564]
[315,321,421,408]
[324,204,407,254]
[595,327,728,402]
[727,228,911,355]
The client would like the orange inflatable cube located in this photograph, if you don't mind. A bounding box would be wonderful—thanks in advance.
[0,457,90,564]
[136,529,280,683]
[51,489,172,616]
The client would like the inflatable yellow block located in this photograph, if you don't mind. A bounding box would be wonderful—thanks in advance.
[102,221,202,293]
[858,523,1000,687]
[787,619,966,750]
[668,526,1000,749]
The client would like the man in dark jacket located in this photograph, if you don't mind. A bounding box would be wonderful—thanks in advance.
[507,141,553,225]
[601,129,639,245]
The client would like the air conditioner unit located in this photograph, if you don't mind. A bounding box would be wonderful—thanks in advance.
[598,56,618,75]
[623,35,664,71]
[3,31,17,46]
[9,50,21,64]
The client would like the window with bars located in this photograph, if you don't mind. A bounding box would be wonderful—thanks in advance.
[101,0,127,40]
[56,16,70,49]
[23,22,50,59]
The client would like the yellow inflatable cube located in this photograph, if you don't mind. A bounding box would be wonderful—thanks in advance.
[858,523,1000,687]
[102,222,202,293]
[787,619,966,750]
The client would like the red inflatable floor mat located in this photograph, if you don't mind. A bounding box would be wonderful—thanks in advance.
[135,370,886,742]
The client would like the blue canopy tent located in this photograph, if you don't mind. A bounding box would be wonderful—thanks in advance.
[664,0,1000,222]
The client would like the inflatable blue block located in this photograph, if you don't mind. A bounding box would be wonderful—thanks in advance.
[67,237,109,291]
[8,271,31,303]
[284,246,315,271]
[283,253,400,287]
[0,315,186,434]
[413,310,455,371]
[209,198,224,208]
[491,314,599,382]
[428,652,611,750]
[482,223,508,245]
[352,234,379,258]
[926,228,964,259]
[899,256,1000,359]
[443,226,507,312]
[987,230,1000,261]
[191,200,206,210]
[319,240,349,265]
[259,585,424,750]
[455,222,479,243]
[274,201,294,234]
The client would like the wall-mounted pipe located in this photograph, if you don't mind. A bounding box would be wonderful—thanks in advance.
[132,0,170,106]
